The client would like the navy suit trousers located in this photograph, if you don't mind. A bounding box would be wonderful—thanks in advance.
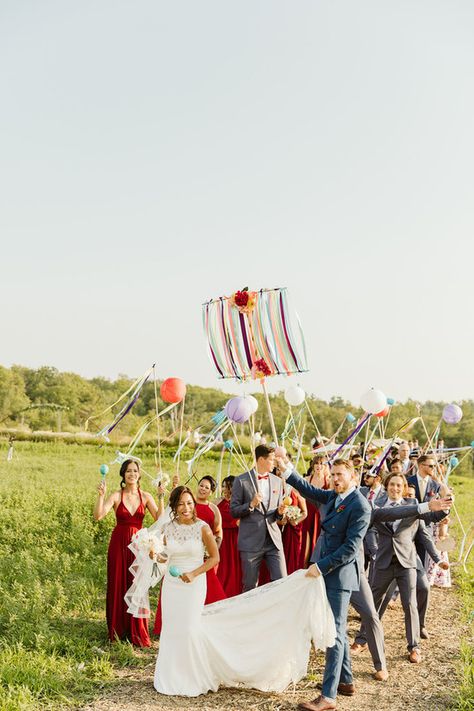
[322,587,353,700]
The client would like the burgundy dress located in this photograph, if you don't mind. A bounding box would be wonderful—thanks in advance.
[299,478,324,568]
[153,501,227,635]
[106,489,150,646]
[216,498,242,597]
[282,489,304,574]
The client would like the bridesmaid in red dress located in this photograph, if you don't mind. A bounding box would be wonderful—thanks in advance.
[299,455,330,568]
[216,476,242,597]
[94,459,163,646]
[153,474,226,635]
[281,485,307,574]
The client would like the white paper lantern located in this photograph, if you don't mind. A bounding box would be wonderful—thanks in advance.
[245,395,259,414]
[360,388,387,414]
[284,384,306,407]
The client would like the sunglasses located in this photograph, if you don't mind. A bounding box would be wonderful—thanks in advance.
[422,463,436,468]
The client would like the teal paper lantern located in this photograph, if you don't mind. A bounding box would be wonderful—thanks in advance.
[100,464,109,477]
[169,565,181,577]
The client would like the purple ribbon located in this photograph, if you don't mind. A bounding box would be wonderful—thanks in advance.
[328,413,370,464]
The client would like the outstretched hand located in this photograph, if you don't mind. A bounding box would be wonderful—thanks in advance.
[305,564,320,579]
[428,497,454,511]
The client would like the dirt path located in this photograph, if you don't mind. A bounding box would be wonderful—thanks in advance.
[81,587,465,711]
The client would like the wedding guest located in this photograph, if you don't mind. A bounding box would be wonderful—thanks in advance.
[398,441,412,474]
[407,454,441,564]
[217,476,242,597]
[230,445,287,592]
[281,478,307,575]
[94,459,163,646]
[300,456,330,568]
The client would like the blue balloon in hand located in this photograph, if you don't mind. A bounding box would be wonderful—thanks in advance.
[169,565,182,578]
[100,464,109,477]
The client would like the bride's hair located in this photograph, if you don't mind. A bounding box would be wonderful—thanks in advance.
[169,486,197,522]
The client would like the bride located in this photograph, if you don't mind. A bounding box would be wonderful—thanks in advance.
[126,485,336,697]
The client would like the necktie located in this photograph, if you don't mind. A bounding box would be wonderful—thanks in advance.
[387,501,398,532]
[334,495,342,509]
[368,490,375,503]
[419,478,427,501]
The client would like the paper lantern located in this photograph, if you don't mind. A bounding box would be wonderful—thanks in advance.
[449,456,459,468]
[245,395,259,414]
[346,413,356,424]
[99,464,109,477]
[160,377,186,403]
[224,396,253,423]
[442,403,463,425]
[360,388,387,414]
[223,439,234,450]
[386,397,395,406]
[274,446,287,457]
[375,407,390,418]
[284,385,305,407]
[169,565,182,577]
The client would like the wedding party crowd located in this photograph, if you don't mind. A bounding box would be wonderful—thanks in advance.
[94,439,454,710]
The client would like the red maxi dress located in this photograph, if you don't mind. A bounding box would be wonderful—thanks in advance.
[282,489,304,574]
[216,498,242,597]
[299,480,323,568]
[153,501,227,635]
[106,489,151,646]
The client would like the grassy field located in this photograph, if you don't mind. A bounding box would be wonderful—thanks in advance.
[0,440,472,710]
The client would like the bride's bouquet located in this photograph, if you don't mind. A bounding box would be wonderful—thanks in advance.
[285,505,302,524]
[125,528,167,618]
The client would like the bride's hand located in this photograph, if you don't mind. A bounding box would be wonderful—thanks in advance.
[305,564,320,578]
[180,571,196,584]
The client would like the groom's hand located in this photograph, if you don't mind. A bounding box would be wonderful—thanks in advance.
[251,492,263,508]
[305,564,320,578]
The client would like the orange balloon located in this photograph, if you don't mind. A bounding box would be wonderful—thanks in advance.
[375,406,390,418]
[160,377,186,403]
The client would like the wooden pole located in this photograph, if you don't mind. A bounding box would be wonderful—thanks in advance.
[261,378,278,444]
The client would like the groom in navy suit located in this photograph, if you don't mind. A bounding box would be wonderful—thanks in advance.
[278,456,371,711]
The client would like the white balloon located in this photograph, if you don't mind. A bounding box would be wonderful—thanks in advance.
[360,388,387,414]
[284,384,306,407]
[245,395,259,414]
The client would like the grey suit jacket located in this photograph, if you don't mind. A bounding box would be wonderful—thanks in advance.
[230,469,284,552]
[372,495,446,569]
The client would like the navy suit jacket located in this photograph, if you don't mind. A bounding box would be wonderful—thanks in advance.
[406,475,441,505]
[286,472,371,592]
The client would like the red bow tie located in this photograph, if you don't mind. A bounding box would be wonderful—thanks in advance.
[258,474,269,480]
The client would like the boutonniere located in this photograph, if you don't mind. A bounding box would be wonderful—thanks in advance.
[272,489,277,494]
[337,505,346,513]
[428,490,435,497]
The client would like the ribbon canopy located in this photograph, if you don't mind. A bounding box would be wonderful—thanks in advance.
[202,287,308,380]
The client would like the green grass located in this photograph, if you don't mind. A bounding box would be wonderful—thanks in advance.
[448,473,474,710]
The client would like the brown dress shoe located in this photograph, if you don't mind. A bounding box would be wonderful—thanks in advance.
[298,696,337,711]
[373,669,389,681]
[350,642,367,654]
[409,648,422,663]
[337,682,355,696]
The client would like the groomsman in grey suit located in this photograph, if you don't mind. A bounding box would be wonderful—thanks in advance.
[369,471,451,664]
[230,444,287,592]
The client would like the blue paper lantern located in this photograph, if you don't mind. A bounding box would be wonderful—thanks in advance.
[224,439,233,450]
[450,456,459,468]
[386,397,395,406]
[100,464,109,477]
[169,565,181,577]
[346,413,356,424]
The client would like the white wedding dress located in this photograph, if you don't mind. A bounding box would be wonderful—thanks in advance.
[152,519,336,697]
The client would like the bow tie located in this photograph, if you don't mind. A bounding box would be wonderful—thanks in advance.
[257,474,269,480]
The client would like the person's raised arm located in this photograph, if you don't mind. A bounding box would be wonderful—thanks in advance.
[275,456,332,505]
[93,481,119,521]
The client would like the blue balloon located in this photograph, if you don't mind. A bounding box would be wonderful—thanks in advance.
[169,565,181,578]
[224,439,234,450]
[346,413,356,423]
[100,464,109,476]
[471,441,474,448]
[386,397,395,406]
[450,456,459,468]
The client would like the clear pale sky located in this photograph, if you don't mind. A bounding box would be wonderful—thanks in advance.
[1,1,473,404]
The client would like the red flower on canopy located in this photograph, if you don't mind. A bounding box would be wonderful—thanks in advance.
[253,358,271,378]
[234,290,249,307]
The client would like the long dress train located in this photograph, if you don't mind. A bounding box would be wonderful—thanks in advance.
[149,519,336,697]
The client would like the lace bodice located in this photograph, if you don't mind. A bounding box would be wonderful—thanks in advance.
[163,519,206,570]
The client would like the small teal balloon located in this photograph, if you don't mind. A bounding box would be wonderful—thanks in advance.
[386,397,395,406]
[100,464,109,477]
[346,413,356,424]
[471,441,474,448]
[169,565,181,578]
[224,439,233,450]
[450,456,459,468]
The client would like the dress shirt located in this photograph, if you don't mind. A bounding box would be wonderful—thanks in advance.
[417,474,430,502]
[257,471,271,508]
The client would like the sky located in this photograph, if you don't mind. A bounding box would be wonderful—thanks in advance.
[1,0,473,405]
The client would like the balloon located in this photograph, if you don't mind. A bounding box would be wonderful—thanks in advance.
[375,407,390,418]
[274,446,287,457]
[346,413,356,424]
[442,403,463,425]
[449,456,459,468]
[223,439,233,450]
[100,464,109,477]
[386,397,395,406]
[284,385,305,407]
[360,388,387,414]
[471,441,474,448]
[160,377,186,404]
[224,396,253,423]
[245,395,259,414]
[169,565,182,577]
